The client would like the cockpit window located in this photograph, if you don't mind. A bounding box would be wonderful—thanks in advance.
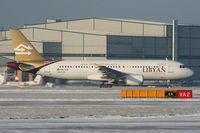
[180,65,185,68]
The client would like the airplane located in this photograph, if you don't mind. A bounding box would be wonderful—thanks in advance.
[5,75,43,87]
[7,29,194,87]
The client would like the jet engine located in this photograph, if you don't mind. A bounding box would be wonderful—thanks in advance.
[123,74,143,86]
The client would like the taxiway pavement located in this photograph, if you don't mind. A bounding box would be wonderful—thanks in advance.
[0,85,199,132]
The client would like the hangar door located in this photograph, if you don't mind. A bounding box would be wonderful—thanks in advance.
[43,42,62,60]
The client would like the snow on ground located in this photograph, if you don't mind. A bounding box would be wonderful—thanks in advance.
[0,85,199,132]
[0,114,200,133]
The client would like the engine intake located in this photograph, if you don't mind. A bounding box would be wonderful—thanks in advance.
[123,74,143,85]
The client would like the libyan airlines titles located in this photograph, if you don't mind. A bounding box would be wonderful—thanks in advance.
[56,64,167,73]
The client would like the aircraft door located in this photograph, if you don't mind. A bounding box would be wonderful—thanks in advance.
[168,63,174,73]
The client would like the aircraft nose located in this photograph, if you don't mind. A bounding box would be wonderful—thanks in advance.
[186,68,194,77]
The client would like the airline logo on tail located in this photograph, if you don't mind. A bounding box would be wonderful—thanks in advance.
[14,43,33,55]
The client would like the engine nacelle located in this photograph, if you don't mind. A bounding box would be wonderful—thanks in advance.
[124,74,143,86]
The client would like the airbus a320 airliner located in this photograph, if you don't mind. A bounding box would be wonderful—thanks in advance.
[7,30,194,87]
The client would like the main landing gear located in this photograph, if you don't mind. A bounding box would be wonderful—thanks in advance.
[167,80,171,88]
[100,82,113,88]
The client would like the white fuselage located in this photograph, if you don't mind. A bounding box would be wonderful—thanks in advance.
[37,60,193,81]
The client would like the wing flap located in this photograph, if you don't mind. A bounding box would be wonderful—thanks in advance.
[98,66,125,80]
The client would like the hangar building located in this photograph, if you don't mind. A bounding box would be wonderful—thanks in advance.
[0,18,199,82]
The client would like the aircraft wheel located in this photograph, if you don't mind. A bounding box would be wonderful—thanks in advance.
[108,84,112,88]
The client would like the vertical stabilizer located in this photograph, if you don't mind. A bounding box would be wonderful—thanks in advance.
[10,29,46,62]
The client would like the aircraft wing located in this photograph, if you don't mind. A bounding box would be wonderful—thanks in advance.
[98,66,126,80]
[88,65,143,86]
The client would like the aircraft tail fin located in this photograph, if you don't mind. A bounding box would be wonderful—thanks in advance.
[10,29,46,63]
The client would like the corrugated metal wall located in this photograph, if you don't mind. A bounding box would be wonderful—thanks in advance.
[107,36,171,59]
[24,18,167,37]
[177,25,200,81]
